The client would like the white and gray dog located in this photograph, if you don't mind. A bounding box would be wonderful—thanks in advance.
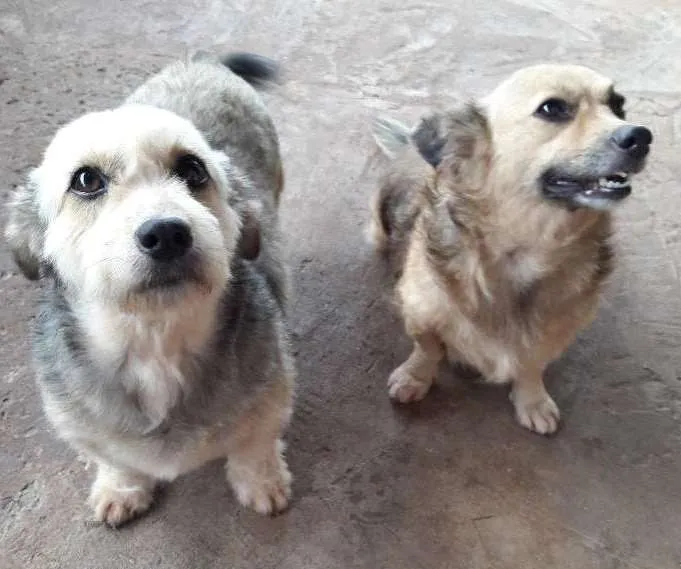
[5,52,295,526]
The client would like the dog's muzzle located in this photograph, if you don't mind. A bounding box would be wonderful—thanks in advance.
[134,217,203,291]
[541,124,653,209]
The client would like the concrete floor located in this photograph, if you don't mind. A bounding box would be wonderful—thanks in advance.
[2,1,681,567]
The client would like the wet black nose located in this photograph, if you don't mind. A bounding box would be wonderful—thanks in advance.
[610,125,652,159]
[135,218,193,261]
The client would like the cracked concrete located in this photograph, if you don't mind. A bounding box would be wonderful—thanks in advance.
[1,1,681,568]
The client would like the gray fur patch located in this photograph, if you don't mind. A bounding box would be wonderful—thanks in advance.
[26,54,294,478]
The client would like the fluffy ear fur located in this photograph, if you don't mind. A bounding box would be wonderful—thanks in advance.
[4,172,45,280]
[419,105,492,262]
[411,114,448,167]
[371,115,412,159]
[236,200,262,261]
[411,104,490,171]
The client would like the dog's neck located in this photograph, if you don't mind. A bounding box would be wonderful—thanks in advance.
[422,180,613,302]
[73,289,222,428]
[488,197,609,255]
[443,178,611,258]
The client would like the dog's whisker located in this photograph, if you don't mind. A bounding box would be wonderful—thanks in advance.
[82,257,129,272]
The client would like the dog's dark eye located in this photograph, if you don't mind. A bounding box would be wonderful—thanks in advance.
[69,166,107,198]
[174,155,210,190]
[607,91,626,119]
[534,98,573,123]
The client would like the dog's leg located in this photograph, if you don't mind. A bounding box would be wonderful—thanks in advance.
[88,462,156,527]
[510,363,560,435]
[225,380,293,515]
[388,332,444,403]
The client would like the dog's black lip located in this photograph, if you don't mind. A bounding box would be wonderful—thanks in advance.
[142,276,183,287]
[541,171,633,203]
[134,275,191,294]
[133,256,205,294]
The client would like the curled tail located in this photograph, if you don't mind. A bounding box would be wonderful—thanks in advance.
[221,52,280,88]
[371,115,412,159]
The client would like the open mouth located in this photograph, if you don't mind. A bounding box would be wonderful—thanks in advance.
[543,171,632,204]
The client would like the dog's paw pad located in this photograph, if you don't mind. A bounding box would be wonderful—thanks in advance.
[228,454,292,516]
[512,391,560,435]
[89,485,154,527]
[388,368,432,403]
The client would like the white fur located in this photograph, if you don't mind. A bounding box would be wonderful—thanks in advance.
[33,104,243,427]
[36,105,238,303]
[77,298,220,428]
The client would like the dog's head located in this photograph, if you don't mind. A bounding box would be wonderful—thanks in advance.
[413,64,652,212]
[6,104,258,308]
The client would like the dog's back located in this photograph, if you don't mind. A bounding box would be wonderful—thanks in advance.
[126,53,282,200]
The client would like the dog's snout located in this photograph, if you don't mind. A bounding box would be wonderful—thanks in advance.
[135,218,193,261]
[610,125,652,158]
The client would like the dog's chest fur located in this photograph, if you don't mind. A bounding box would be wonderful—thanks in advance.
[122,320,187,424]
[80,302,217,426]
[502,247,545,290]
[399,212,612,380]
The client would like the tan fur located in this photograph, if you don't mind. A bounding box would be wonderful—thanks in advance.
[371,64,651,434]
[225,369,294,514]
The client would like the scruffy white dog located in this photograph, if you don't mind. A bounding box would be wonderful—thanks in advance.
[5,52,295,526]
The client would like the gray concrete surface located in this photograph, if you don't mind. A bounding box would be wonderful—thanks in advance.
[2,1,681,567]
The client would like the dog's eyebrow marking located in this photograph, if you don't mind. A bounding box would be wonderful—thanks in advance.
[537,86,581,103]
[70,151,125,183]
[606,87,626,119]
[108,151,126,173]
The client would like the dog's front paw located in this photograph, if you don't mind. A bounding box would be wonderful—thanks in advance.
[388,367,433,403]
[227,440,291,516]
[511,387,560,435]
[89,479,154,527]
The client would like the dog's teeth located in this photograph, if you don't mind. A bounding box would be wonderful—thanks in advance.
[598,176,629,190]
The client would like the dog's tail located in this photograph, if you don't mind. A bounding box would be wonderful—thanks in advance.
[221,52,280,88]
[368,116,412,253]
[371,115,412,159]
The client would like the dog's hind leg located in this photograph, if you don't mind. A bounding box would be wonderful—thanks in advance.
[388,332,444,403]
[225,378,293,515]
[509,362,560,435]
[88,462,156,527]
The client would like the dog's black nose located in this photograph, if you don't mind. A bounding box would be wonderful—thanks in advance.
[610,125,652,159]
[135,218,193,261]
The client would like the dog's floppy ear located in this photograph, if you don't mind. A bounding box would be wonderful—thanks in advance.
[4,172,46,280]
[236,200,262,261]
[411,104,490,169]
[411,114,447,167]
[607,89,626,120]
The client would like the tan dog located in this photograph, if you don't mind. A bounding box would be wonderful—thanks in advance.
[370,64,652,434]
